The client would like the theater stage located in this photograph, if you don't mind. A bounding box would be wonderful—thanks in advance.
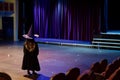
[0,40,120,80]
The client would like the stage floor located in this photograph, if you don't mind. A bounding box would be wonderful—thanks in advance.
[0,41,120,80]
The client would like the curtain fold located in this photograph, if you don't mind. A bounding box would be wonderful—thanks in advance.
[34,0,101,42]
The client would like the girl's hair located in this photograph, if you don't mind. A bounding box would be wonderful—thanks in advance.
[25,39,36,52]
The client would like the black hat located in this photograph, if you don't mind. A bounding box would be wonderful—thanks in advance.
[22,25,39,39]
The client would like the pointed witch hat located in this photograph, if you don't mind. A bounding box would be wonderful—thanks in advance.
[22,25,39,39]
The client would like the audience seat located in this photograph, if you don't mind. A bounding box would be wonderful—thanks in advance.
[50,73,66,80]
[66,67,80,80]
[108,67,120,80]
[0,72,12,80]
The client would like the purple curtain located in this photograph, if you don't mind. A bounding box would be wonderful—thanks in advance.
[34,0,101,42]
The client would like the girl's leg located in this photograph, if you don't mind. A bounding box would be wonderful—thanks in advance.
[27,70,31,75]
[32,70,37,75]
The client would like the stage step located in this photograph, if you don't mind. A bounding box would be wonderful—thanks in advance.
[35,33,120,50]
[94,33,120,39]
[92,34,120,50]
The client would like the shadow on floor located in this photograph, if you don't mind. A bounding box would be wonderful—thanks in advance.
[37,74,50,80]
[24,74,50,80]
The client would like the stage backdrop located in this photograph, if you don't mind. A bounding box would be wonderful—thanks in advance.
[33,0,102,42]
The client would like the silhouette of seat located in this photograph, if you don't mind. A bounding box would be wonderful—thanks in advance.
[77,73,89,80]
[89,71,105,80]
[103,63,115,79]
[50,73,66,80]
[90,62,101,73]
[108,67,120,80]
[99,59,108,73]
[112,58,120,71]
[0,72,12,80]
[66,67,80,80]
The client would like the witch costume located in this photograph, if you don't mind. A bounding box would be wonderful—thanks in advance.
[22,38,40,75]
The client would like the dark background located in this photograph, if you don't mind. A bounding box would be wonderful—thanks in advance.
[108,0,120,30]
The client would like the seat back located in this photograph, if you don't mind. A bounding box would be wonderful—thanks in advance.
[0,72,12,80]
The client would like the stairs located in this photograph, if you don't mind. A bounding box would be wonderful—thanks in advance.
[92,33,120,50]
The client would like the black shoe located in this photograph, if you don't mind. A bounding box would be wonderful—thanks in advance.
[32,72,38,75]
[27,70,31,75]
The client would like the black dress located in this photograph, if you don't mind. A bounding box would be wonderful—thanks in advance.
[22,42,40,71]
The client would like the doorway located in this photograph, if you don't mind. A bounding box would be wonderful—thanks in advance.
[2,17,14,41]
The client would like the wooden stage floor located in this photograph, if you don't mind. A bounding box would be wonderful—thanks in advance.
[0,41,120,80]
